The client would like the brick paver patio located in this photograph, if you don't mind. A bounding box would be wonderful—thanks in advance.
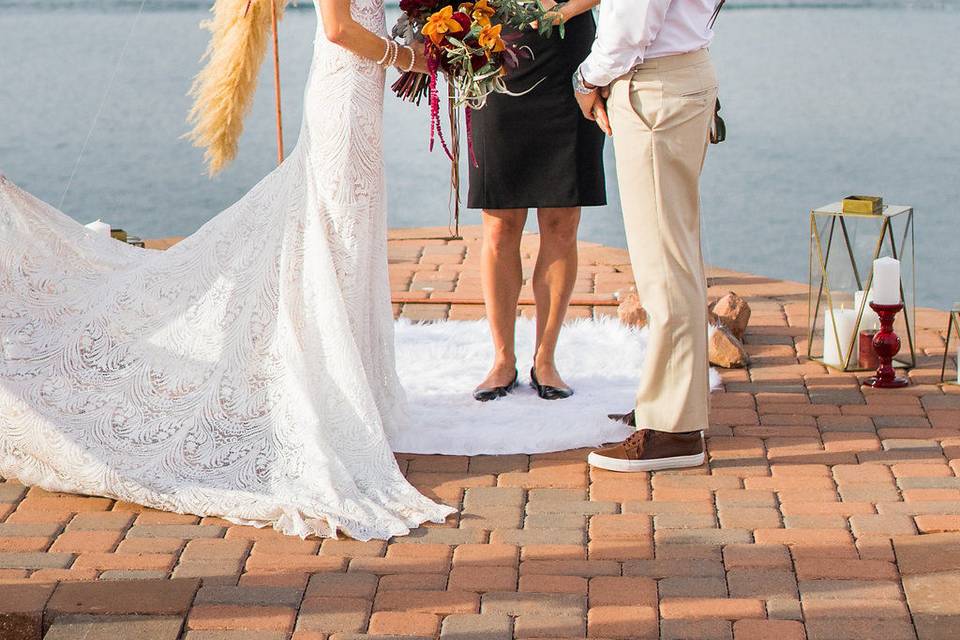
[2,226,958,640]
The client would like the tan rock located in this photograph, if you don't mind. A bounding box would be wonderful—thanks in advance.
[709,324,749,369]
[617,291,648,328]
[712,292,751,339]
[707,303,720,327]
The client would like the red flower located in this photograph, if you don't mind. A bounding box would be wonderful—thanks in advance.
[449,11,472,37]
[399,0,437,15]
[462,39,487,71]
[470,53,488,72]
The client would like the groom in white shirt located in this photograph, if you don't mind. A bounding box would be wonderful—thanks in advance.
[572,0,719,472]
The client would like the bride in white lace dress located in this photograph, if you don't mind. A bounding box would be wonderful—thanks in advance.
[0,0,455,540]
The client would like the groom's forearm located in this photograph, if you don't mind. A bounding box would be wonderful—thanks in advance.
[578,0,673,87]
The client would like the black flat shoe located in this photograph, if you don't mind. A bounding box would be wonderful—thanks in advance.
[473,370,519,402]
[608,410,636,426]
[530,367,574,400]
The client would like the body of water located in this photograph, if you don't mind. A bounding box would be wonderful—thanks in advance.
[1,0,957,308]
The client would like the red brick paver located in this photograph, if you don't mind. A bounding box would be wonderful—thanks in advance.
[1,227,957,639]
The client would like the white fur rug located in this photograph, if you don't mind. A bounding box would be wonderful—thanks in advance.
[390,317,721,456]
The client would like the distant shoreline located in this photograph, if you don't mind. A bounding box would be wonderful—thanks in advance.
[0,0,957,11]
[3,5,956,310]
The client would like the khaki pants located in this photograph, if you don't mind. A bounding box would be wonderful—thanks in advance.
[607,48,718,433]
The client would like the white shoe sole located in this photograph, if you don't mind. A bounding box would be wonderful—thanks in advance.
[587,451,706,473]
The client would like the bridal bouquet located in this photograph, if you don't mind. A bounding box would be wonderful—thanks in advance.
[391,0,555,159]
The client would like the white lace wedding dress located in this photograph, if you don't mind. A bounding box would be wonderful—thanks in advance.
[0,0,456,540]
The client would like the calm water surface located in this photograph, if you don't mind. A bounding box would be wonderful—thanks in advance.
[1,1,958,308]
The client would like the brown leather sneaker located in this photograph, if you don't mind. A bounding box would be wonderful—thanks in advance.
[588,429,705,472]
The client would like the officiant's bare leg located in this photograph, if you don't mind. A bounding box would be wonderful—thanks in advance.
[478,209,528,389]
[532,207,580,389]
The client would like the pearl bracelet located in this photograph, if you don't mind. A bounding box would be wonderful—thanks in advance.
[375,37,391,66]
[387,40,399,68]
[399,45,415,73]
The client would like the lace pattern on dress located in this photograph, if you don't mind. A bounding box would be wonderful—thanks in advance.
[0,0,453,541]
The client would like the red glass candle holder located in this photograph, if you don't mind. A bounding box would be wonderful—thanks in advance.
[859,330,879,370]
[863,302,909,389]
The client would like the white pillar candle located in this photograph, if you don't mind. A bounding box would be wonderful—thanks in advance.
[855,290,880,332]
[823,307,858,368]
[85,219,111,237]
[872,257,901,305]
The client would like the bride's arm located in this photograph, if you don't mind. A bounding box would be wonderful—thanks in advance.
[319,0,429,73]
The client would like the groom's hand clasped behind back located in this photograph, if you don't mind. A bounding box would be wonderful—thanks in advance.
[574,84,612,136]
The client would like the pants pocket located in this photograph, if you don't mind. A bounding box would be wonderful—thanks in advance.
[667,62,717,99]
[654,64,718,130]
[679,87,714,100]
[609,76,657,133]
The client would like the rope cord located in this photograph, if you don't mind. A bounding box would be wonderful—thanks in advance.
[58,0,149,210]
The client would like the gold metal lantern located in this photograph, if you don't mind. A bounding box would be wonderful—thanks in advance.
[940,304,960,386]
[808,201,916,372]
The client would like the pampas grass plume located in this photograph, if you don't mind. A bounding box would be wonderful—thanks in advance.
[187,0,287,176]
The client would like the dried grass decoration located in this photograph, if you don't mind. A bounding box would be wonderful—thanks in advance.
[187,0,288,176]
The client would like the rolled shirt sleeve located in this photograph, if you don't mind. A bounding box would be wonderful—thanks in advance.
[579,0,675,87]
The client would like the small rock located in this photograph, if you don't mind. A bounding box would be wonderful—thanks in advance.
[712,292,751,339]
[617,291,648,328]
[707,303,720,326]
[709,324,749,368]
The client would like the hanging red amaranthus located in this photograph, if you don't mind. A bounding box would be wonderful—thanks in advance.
[390,0,555,235]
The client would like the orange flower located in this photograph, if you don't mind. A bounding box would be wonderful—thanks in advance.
[422,6,463,45]
[478,23,505,52]
[457,0,494,26]
[470,0,496,27]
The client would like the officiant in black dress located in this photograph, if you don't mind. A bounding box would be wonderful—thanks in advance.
[469,0,606,402]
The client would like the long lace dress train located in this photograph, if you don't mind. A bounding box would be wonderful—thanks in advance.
[0,0,454,540]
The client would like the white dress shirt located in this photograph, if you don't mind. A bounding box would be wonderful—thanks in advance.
[579,0,716,87]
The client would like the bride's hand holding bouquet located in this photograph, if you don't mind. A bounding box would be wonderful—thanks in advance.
[391,0,555,109]
[391,0,556,166]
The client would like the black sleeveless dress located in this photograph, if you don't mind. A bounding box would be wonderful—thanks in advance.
[467,12,606,210]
